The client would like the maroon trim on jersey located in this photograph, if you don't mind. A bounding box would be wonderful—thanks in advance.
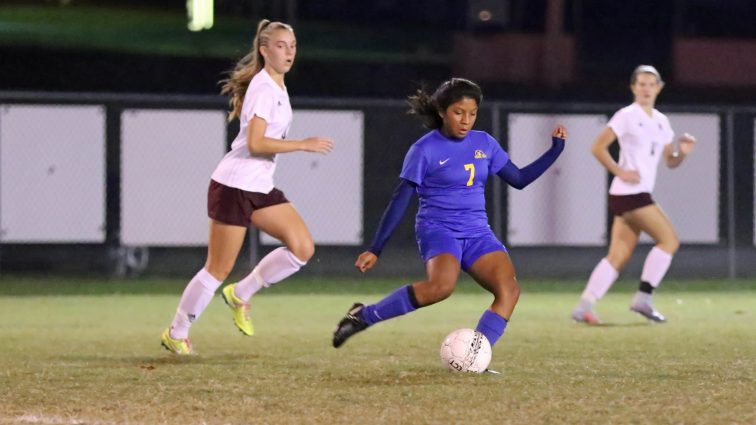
[207,180,289,227]
[608,192,654,216]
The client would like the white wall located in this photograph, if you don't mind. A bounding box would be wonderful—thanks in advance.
[120,109,226,246]
[0,104,726,248]
[507,114,608,246]
[507,112,721,246]
[261,110,364,245]
[0,105,106,243]
[643,113,720,243]
[121,109,363,247]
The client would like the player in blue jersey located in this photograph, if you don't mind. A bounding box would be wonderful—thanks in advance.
[332,78,567,350]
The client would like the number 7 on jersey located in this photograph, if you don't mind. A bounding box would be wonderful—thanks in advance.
[464,163,475,186]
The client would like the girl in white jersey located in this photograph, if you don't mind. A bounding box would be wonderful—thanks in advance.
[572,65,696,325]
[161,19,334,354]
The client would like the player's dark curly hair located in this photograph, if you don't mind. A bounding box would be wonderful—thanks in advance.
[406,78,483,129]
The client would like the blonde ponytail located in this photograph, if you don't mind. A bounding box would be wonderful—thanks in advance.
[220,19,293,121]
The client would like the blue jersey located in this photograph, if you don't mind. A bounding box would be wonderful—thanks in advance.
[400,129,510,237]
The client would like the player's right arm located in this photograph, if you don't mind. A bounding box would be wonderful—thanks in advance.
[592,126,639,184]
[356,178,417,273]
[247,115,333,155]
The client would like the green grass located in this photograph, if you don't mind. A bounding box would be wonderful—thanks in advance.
[0,276,754,424]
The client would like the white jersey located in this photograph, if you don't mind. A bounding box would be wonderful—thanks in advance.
[607,102,674,195]
[211,68,293,193]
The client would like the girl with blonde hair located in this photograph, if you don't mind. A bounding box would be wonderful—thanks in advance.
[161,19,333,354]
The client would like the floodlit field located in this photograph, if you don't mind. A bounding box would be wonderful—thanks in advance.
[1,277,753,425]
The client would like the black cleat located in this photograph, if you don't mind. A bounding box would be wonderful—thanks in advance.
[333,303,369,348]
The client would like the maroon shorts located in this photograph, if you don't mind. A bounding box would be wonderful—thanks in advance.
[608,192,654,216]
[207,180,289,227]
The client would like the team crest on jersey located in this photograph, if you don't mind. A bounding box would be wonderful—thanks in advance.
[474,150,487,159]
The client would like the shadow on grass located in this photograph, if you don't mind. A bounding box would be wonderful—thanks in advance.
[574,322,654,328]
[596,322,656,327]
[61,352,262,367]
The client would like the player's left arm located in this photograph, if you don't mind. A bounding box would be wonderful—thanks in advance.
[497,125,567,190]
[664,132,696,168]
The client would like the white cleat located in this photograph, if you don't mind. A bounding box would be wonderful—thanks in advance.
[630,303,666,322]
[571,309,601,325]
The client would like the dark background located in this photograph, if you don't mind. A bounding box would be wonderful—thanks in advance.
[1,0,755,278]
[2,0,756,102]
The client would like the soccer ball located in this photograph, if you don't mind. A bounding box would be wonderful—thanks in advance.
[439,328,492,373]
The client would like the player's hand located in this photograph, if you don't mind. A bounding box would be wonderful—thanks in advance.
[301,137,334,154]
[618,169,641,184]
[552,125,568,141]
[679,133,696,155]
[355,251,378,273]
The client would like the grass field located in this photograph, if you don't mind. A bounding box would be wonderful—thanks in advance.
[0,276,754,424]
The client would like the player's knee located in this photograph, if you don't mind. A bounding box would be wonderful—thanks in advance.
[288,239,314,263]
[497,278,520,302]
[507,279,521,300]
[661,237,679,254]
[430,279,456,302]
[607,252,630,270]
[204,264,233,281]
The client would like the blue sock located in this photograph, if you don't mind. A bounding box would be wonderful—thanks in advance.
[475,310,508,346]
[360,285,419,326]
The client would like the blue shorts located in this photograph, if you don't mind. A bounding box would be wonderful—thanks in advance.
[416,227,507,271]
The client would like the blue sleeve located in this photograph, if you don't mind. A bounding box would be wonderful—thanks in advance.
[486,133,510,175]
[497,137,565,190]
[399,144,428,186]
[368,179,416,256]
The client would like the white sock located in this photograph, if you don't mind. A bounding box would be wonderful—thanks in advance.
[640,246,673,288]
[632,291,653,306]
[233,247,307,301]
[580,258,619,305]
[170,268,222,339]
